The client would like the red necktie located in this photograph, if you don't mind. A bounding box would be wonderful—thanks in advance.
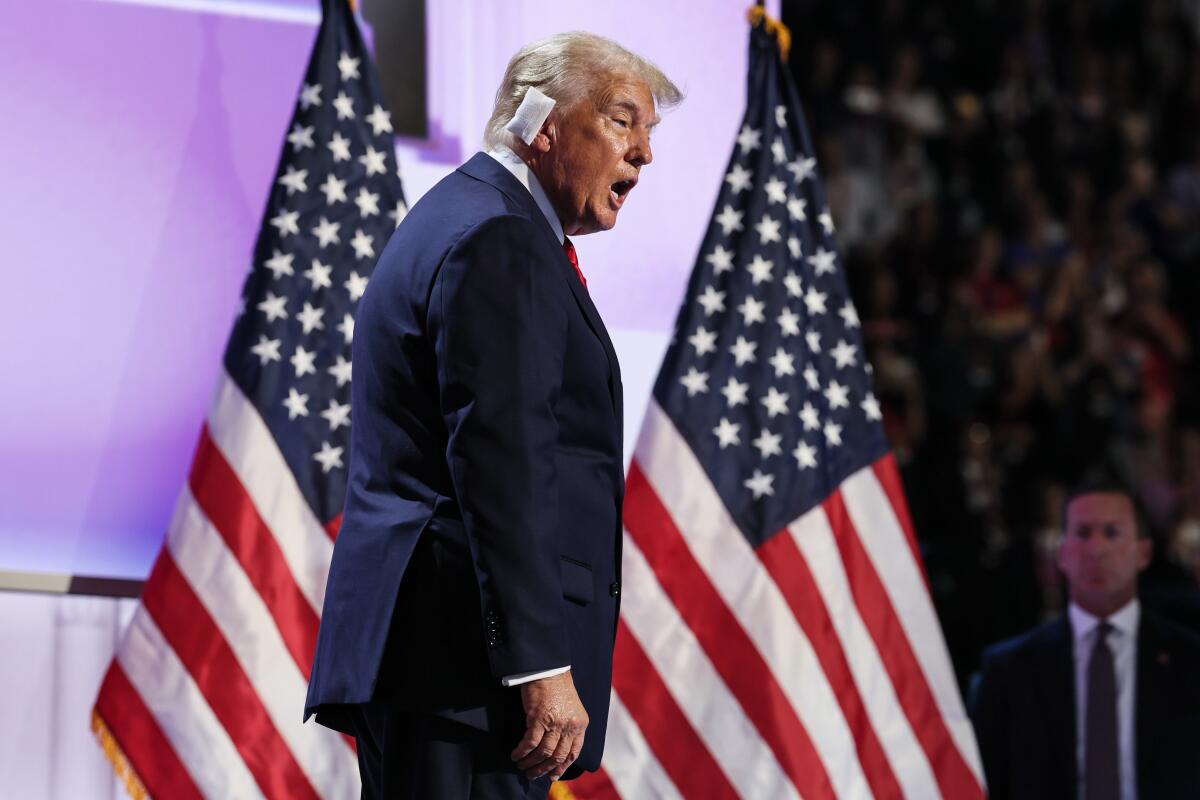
[563,237,587,290]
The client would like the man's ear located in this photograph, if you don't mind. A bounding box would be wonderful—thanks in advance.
[1137,536,1152,572]
[529,110,556,154]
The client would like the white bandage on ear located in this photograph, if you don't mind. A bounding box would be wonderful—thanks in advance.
[504,86,557,145]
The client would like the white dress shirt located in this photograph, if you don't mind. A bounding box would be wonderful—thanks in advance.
[482,147,570,689]
[1068,598,1139,800]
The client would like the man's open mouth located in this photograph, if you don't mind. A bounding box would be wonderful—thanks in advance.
[610,179,636,206]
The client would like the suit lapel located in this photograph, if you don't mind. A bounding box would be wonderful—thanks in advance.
[1035,619,1077,793]
[458,153,623,425]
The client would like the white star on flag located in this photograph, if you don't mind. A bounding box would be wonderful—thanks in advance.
[365,104,393,136]
[764,176,787,204]
[257,293,289,322]
[736,124,762,153]
[762,387,790,418]
[304,259,334,291]
[777,307,801,337]
[808,247,837,275]
[747,255,774,285]
[270,210,300,237]
[250,335,282,364]
[793,440,818,469]
[721,377,749,408]
[359,146,388,177]
[296,302,326,334]
[688,326,718,356]
[328,355,353,387]
[337,312,355,343]
[713,417,741,448]
[744,469,775,499]
[730,336,758,366]
[312,217,342,247]
[737,296,766,325]
[862,392,883,420]
[299,82,322,109]
[725,164,754,193]
[290,345,318,378]
[839,301,861,328]
[313,441,344,473]
[337,51,361,80]
[319,174,348,205]
[755,214,782,244]
[327,131,352,162]
[333,91,356,120]
[288,123,315,151]
[350,229,375,259]
[344,271,368,301]
[715,205,744,235]
[768,347,796,378]
[831,339,858,369]
[706,245,735,274]
[771,137,787,164]
[824,379,850,409]
[264,250,295,279]
[788,155,816,183]
[753,429,783,459]
[823,421,843,447]
[321,399,352,431]
[679,367,710,396]
[697,286,727,316]
[799,401,821,431]
[282,388,309,420]
[803,286,828,315]
[355,187,381,217]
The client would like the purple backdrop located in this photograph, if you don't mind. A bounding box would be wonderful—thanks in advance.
[0,0,769,579]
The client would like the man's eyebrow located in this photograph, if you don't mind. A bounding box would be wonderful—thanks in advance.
[608,98,662,128]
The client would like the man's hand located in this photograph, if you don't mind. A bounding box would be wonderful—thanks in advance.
[511,670,589,781]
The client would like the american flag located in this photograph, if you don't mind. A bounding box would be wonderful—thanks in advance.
[562,17,985,800]
[91,1,402,796]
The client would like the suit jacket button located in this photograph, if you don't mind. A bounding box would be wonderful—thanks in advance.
[609,581,620,597]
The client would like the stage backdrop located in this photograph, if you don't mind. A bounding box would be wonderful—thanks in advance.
[0,0,781,582]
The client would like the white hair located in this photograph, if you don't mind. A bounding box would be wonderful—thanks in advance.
[484,32,683,150]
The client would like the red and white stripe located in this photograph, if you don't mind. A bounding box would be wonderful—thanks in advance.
[584,401,984,799]
[93,373,359,798]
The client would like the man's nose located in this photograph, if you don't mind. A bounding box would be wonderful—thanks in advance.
[628,132,653,167]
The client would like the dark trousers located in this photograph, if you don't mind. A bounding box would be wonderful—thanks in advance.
[348,702,552,800]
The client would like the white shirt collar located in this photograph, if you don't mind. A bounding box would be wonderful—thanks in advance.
[1068,597,1140,641]
[484,147,565,245]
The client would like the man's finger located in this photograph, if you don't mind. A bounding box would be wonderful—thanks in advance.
[510,721,547,763]
[545,732,576,780]
[517,728,562,772]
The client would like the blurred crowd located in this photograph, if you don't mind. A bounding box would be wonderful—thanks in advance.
[784,0,1200,679]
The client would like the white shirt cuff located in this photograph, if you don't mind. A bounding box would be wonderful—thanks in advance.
[501,665,570,687]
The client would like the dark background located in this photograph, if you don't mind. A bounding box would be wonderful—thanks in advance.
[782,0,1200,687]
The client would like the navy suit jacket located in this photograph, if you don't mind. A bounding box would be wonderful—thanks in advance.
[970,609,1200,799]
[305,153,625,775]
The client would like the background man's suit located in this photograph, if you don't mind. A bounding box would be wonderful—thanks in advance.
[305,152,625,781]
[970,608,1200,799]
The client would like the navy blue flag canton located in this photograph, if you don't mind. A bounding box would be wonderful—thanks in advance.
[224,0,405,525]
[653,24,889,547]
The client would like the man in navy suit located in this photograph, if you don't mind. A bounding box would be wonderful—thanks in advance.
[304,32,681,799]
[971,481,1200,799]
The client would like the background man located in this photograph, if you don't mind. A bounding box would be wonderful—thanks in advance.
[971,480,1200,799]
[304,32,681,799]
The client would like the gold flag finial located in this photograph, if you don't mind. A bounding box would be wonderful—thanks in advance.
[747,5,792,62]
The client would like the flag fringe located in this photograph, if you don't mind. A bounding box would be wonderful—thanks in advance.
[747,5,792,61]
[91,709,150,800]
[550,781,579,800]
